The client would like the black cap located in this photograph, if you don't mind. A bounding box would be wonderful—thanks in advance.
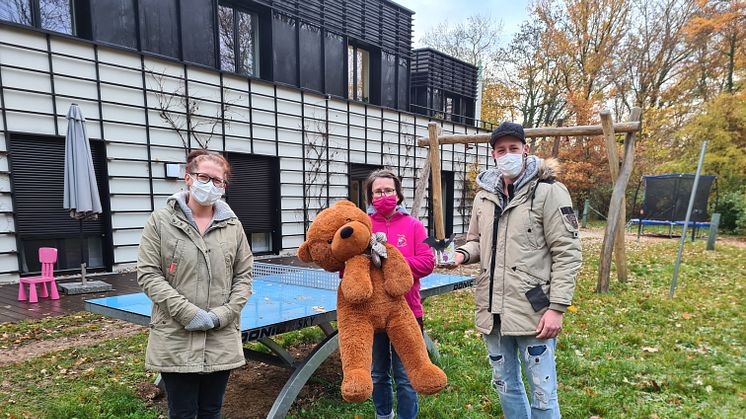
[490,122,525,148]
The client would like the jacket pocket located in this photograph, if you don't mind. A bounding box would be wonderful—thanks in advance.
[513,264,549,288]
[167,239,183,280]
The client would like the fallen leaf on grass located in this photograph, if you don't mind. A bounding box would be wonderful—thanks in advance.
[649,379,661,392]
[682,312,692,319]
[641,346,659,353]
[567,305,578,312]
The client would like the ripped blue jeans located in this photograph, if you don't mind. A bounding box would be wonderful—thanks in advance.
[484,327,560,419]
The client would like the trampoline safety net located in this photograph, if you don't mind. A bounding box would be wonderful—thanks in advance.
[642,174,716,222]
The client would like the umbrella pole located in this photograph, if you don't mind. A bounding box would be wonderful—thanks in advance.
[80,218,87,286]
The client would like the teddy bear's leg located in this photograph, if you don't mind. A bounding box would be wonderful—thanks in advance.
[338,313,375,402]
[386,310,448,395]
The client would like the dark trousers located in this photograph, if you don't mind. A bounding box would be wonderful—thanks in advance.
[161,370,231,419]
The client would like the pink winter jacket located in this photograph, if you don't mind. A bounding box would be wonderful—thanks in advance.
[370,209,435,318]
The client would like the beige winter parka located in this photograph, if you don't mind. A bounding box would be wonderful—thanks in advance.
[137,192,253,373]
[456,158,582,336]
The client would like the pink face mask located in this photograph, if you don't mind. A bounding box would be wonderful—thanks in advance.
[372,194,398,214]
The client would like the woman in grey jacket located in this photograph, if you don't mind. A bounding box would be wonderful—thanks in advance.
[137,150,253,419]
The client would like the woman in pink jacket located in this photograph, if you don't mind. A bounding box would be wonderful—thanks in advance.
[365,169,435,419]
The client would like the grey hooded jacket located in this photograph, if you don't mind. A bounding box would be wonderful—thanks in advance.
[456,157,582,336]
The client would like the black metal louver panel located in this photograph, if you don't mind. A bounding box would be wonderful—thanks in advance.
[349,163,381,180]
[8,136,106,238]
[224,153,278,233]
[255,0,413,56]
[411,48,479,99]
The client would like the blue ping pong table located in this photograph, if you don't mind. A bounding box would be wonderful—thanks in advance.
[85,262,473,418]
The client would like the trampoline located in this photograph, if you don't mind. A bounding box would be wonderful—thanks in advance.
[629,173,718,240]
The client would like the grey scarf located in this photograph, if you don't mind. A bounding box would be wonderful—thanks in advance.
[369,232,388,268]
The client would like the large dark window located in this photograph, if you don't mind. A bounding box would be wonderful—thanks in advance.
[181,0,215,67]
[299,22,322,92]
[218,3,259,76]
[397,57,409,109]
[324,31,346,97]
[381,51,397,108]
[272,11,297,85]
[1,0,74,34]
[139,0,179,58]
[90,0,137,49]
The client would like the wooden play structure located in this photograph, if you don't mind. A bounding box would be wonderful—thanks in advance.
[413,107,642,293]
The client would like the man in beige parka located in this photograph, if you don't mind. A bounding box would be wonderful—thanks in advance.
[452,122,581,419]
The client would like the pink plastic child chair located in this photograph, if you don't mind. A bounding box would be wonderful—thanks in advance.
[18,247,59,303]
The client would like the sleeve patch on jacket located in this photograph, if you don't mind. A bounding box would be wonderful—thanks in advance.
[559,206,579,233]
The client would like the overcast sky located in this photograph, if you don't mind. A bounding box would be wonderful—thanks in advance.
[394,0,532,47]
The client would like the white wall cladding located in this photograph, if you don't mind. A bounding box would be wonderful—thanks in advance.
[0,25,491,283]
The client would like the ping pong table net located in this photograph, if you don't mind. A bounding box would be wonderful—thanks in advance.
[254,262,340,290]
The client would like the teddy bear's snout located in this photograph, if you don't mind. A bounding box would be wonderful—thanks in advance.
[340,226,354,239]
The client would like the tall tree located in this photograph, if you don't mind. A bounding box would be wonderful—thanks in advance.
[490,19,566,128]
[616,0,697,114]
[537,0,630,124]
[420,14,503,71]
[684,0,746,95]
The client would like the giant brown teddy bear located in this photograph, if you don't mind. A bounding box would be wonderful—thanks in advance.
[298,200,448,402]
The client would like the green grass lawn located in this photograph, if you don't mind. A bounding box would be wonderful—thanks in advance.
[1,234,744,418]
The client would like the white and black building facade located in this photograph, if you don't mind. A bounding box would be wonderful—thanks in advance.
[0,0,491,283]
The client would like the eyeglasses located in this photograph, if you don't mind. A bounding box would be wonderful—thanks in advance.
[372,188,397,198]
[190,172,228,188]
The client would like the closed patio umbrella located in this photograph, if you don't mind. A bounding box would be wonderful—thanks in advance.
[59,103,112,294]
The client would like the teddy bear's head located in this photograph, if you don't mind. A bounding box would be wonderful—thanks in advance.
[298,200,372,272]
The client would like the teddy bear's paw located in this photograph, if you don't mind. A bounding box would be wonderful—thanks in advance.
[383,278,414,298]
[341,369,373,402]
[409,363,448,395]
[341,280,374,304]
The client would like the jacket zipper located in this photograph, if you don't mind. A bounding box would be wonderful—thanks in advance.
[487,203,500,312]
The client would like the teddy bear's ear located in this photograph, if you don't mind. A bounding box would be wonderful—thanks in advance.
[297,241,312,262]
[334,200,357,208]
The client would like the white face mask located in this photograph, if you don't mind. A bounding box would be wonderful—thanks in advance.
[496,152,525,179]
[190,179,224,206]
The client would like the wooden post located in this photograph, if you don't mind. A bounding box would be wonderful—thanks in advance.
[600,109,628,283]
[597,107,641,293]
[707,213,720,251]
[551,118,563,158]
[582,198,590,228]
[410,152,431,218]
[428,122,445,240]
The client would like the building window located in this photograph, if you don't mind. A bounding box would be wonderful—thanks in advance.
[1,0,32,25]
[444,96,454,120]
[1,0,74,34]
[348,44,370,102]
[40,0,73,34]
[218,4,259,77]
[250,232,272,253]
